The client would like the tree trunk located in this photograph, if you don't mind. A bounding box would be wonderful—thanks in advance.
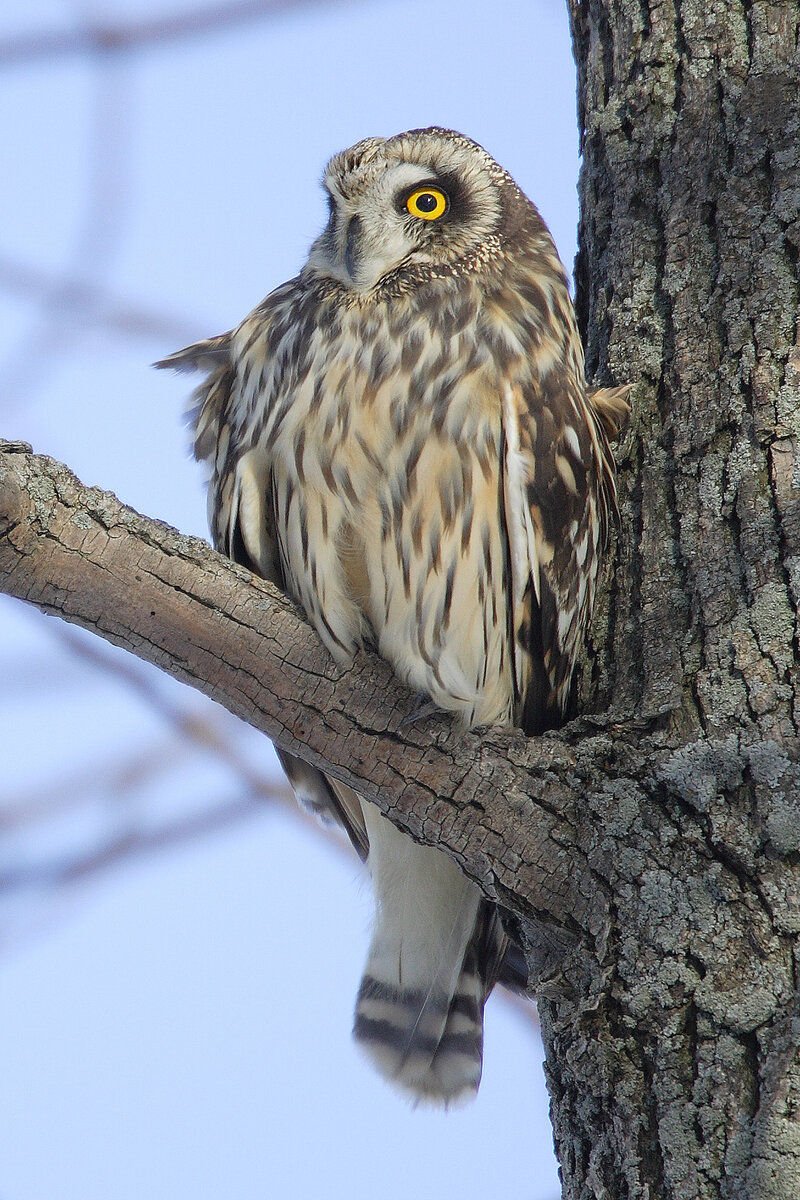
[543,2,800,1195]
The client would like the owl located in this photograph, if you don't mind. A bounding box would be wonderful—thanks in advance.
[157,128,626,1105]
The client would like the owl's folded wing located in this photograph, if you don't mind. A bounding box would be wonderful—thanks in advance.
[500,372,627,735]
[157,336,369,855]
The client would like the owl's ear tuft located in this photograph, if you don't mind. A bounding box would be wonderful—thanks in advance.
[588,384,633,440]
[154,333,232,374]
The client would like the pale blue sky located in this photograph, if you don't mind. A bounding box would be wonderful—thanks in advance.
[0,2,579,1196]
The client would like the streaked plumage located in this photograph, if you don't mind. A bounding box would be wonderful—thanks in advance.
[158,128,626,1104]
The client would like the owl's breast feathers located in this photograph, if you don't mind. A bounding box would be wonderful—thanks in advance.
[167,249,621,737]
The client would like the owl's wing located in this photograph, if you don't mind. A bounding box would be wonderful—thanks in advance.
[501,381,548,735]
[589,384,632,441]
[158,333,283,580]
[155,335,370,860]
[501,373,623,736]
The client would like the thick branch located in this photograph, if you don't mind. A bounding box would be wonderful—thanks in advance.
[4,437,797,1004]
[0,437,634,945]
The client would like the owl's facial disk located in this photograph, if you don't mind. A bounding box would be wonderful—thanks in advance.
[306,147,501,292]
[306,162,442,290]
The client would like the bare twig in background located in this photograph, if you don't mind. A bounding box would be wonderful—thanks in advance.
[1,613,356,898]
[0,7,251,928]
[0,48,134,409]
[2,734,201,831]
[0,0,363,67]
[0,255,207,347]
[1,790,271,891]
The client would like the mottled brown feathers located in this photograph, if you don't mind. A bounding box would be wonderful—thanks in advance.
[157,128,624,1104]
[589,384,632,440]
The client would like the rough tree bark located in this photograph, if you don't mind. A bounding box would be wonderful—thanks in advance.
[0,3,799,1197]
[553,1,800,1196]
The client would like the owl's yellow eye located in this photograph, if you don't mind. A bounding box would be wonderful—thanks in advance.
[405,187,448,221]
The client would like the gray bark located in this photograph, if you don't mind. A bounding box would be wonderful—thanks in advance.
[549,1,800,1195]
[1,3,799,1194]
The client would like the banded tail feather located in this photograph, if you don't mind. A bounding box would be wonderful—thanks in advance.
[354,804,505,1104]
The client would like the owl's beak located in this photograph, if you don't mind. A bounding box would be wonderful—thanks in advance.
[344,216,362,282]
[306,205,375,290]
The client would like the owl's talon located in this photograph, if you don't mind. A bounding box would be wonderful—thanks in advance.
[400,694,439,726]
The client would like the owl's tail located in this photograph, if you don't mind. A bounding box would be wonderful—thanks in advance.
[354,804,503,1105]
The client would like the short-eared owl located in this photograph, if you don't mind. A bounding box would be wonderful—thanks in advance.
[158,128,626,1105]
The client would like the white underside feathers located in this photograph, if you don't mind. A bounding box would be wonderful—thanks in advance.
[354,802,486,1105]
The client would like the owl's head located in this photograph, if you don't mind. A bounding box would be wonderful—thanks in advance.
[305,128,535,294]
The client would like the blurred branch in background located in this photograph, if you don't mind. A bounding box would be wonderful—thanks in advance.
[0,0,355,406]
[0,254,206,349]
[0,42,135,411]
[0,0,362,67]
[0,613,359,929]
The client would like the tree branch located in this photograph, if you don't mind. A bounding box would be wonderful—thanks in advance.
[4,435,797,1010]
[0,0,360,68]
[0,438,627,941]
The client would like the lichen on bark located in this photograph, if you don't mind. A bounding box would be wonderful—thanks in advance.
[554,1,800,1195]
